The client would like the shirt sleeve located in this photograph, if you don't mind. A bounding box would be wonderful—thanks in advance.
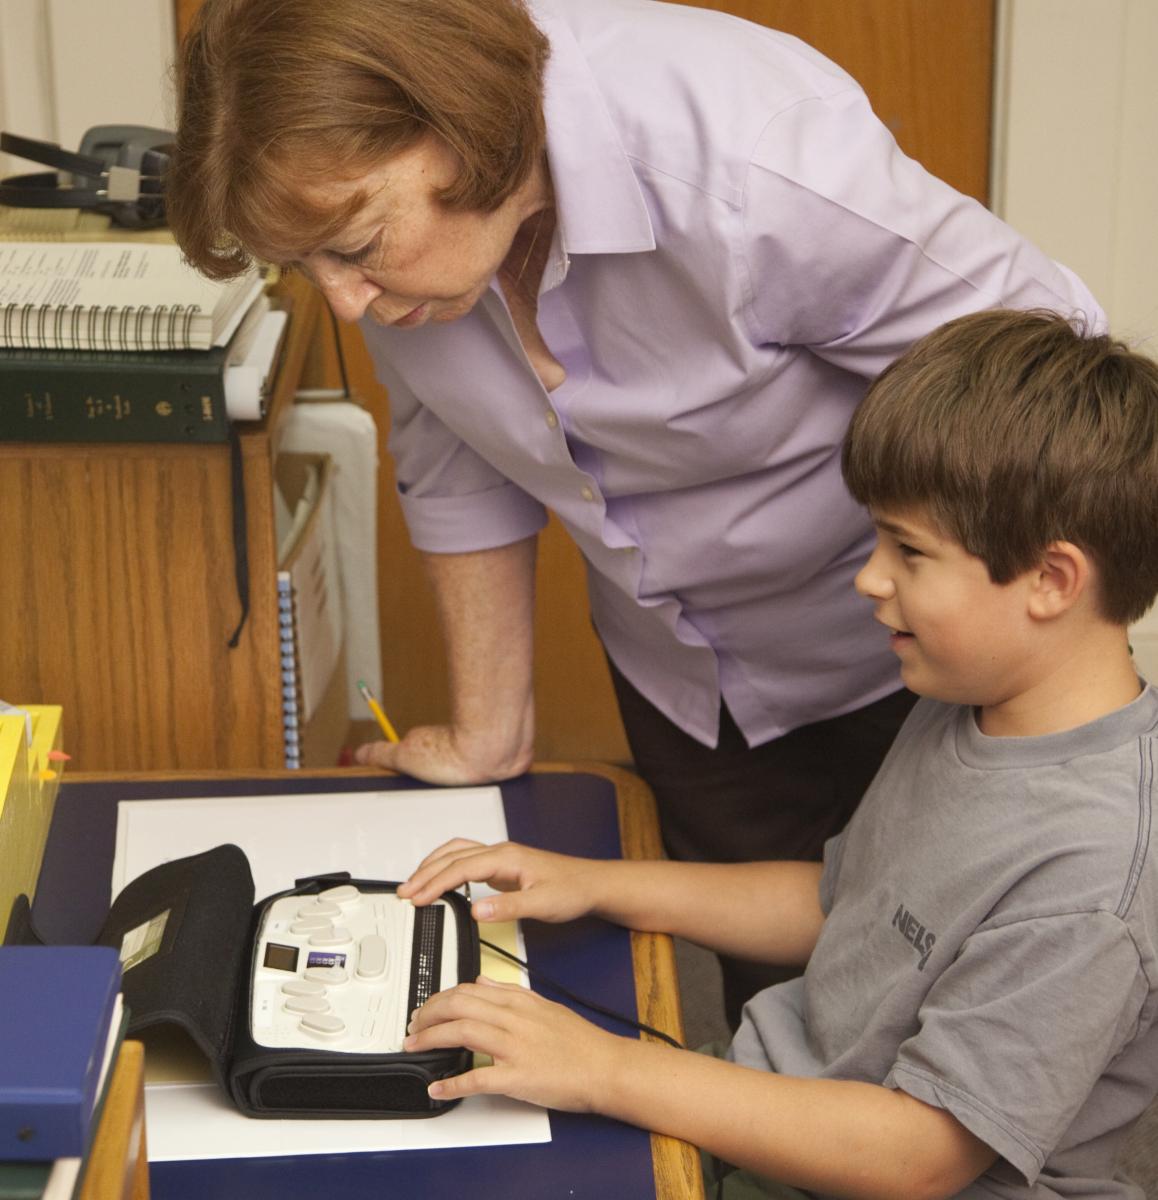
[884,910,1148,1185]
[738,85,1105,380]
[374,347,548,554]
[817,830,846,915]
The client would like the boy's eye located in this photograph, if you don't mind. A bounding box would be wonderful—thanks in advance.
[898,543,922,559]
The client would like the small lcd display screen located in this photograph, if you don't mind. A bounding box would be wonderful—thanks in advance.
[263,942,299,972]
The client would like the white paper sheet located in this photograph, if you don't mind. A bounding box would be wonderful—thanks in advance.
[113,786,506,900]
[112,787,551,1160]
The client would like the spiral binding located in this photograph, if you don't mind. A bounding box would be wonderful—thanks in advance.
[0,300,203,350]
[277,571,303,770]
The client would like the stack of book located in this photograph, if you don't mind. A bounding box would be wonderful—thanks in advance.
[0,947,141,1200]
[0,241,287,443]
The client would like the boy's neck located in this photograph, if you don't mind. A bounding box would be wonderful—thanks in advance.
[978,627,1142,738]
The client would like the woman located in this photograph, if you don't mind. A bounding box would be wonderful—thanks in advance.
[169,0,1101,1024]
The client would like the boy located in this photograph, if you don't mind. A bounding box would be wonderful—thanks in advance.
[399,310,1158,1199]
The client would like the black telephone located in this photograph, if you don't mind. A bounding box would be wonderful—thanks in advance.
[0,124,172,228]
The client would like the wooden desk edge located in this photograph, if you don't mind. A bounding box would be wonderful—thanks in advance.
[64,762,705,1200]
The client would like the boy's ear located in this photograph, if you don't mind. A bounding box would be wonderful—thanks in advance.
[1027,541,1090,620]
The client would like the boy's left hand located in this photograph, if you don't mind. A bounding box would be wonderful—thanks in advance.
[404,976,621,1111]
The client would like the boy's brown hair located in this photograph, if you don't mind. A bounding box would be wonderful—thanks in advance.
[842,308,1158,625]
[168,0,550,280]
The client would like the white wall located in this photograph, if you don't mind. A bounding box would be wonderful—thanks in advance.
[0,0,174,177]
[0,0,56,164]
[993,0,1158,680]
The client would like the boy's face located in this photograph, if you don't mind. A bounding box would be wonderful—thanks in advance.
[855,507,1036,706]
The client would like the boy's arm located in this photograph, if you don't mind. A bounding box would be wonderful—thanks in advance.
[590,858,826,965]
[400,842,826,965]
[408,983,998,1200]
[604,1039,998,1200]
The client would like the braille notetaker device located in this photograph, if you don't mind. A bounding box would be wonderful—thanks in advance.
[5,844,480,1120]
[250,883,459,1052]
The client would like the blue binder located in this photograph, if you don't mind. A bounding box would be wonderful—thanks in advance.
[0,945,122,1161]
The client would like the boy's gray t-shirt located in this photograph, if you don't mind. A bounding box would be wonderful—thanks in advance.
[730,687,1158,1199]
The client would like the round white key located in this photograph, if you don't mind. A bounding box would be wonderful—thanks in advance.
[319,885,360,906]
[297,901,341,918]
[281,979,326,997]
[304,965,348,985]
[309,926,352,947]
[290,918,332,935]
[357,934,388,980]
[284,994,329,1014]
[300,1013,345,1037]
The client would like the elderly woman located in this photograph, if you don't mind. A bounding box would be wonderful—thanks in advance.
[169,0,1100,1024]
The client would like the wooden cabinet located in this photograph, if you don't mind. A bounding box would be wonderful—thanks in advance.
[0,276,323,772]
[671,1,995,203]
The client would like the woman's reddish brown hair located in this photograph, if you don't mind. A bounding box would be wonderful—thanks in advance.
[168,0,550,279]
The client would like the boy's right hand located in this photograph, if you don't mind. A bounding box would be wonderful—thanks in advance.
[398,839,602,925]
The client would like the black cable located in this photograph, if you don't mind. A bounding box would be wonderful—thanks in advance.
[225,423,250,648]
[327,305,352,399]
[478,936,684,1050]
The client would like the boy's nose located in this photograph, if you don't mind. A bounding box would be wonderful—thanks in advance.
[854,544,894,601]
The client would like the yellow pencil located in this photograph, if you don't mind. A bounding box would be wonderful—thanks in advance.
[357,678,400,743]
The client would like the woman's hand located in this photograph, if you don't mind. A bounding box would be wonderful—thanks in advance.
[398,839,605,925]
[406,977,622,1111]
[354,722,532,786]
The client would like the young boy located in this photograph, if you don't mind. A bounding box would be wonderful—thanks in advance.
[399,309,1158,1200]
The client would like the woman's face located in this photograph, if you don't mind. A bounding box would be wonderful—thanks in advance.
[292,137,544,329]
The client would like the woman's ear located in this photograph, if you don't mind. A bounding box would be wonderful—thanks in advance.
[1027,541,1090,621]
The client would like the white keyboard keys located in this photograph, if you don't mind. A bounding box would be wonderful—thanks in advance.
[357,934,388,979]
[284,994,330,1014]
[290,918,332,935]
[308,926,352,947]
[281,979,326,997]
[299,1012,345,1038]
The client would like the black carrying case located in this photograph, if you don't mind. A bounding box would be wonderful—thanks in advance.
[6,843,480,1118]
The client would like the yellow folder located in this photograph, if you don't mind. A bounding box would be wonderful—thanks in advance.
[0,705,63,934]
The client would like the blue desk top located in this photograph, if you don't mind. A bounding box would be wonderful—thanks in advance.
[33,771,658,1200]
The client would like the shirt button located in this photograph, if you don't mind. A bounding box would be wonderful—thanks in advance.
[545,411,558,429]
[580,485,595,502]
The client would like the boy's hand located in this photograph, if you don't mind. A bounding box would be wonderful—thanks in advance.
[404,976,621,1111]
[398,839,603,925]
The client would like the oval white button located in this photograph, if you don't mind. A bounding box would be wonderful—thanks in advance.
[290,918,332,935]
[357,934,388,979]
[284,994,329,1014]
[309,926,352,947]
[580,485,595,502]
[300,1013,345,1036]
[281,979,326,997]
[545,411,558,429]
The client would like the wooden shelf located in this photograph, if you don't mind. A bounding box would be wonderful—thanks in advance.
[0,275,323,772]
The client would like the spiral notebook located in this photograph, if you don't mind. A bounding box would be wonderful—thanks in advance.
[0,241,262,351]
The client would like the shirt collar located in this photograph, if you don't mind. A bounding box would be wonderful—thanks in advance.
[530,0,656,256]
